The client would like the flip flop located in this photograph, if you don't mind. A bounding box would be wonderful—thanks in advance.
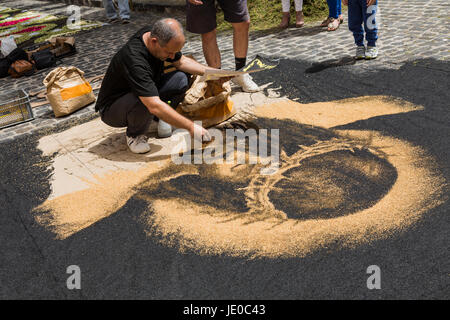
[327,18,340,31]
[296,11,304,28]
[320,17,331,27]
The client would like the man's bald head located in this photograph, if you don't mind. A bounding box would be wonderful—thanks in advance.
[151,18,184,47]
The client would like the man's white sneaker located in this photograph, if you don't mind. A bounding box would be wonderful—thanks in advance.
[232,73,260,92]
[126,134,151,154]
[365,46,378,60]
[157,120,172,138]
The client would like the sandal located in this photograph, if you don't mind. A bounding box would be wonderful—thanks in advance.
[320,17,331,27]
[327,18,340,31]
[279,12,290,29]
[339,15,344,24]
[295,11,304,28]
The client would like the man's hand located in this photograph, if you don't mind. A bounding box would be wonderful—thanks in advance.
[343,0,348,5]
[188,0,203,5]
[367,0,377,6]
[191,123,212,142]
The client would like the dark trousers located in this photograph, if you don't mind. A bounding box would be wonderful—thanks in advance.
[100,71,189,137]
[348,0,378,47]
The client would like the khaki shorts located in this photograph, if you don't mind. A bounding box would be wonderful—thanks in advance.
[186,0,250,34]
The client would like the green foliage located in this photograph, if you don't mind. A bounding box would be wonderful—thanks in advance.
[216,0,330,33]
[302,0,329,17]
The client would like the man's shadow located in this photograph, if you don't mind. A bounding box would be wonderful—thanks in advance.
[88,131,168,163]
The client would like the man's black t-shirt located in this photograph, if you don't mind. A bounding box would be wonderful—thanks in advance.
[95,26,182,112]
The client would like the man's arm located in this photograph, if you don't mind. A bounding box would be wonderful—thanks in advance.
[139,95,210,140]
[173,55,234,84]
[172,55,216,76]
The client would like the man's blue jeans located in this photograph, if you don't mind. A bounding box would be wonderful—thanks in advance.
[103,0,130,20]
[348,0,378,47]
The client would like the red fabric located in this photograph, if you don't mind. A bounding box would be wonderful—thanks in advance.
[0,16,39,27]
[2,25,46,38]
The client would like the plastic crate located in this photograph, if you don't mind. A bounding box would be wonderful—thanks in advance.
[0,89,34,129]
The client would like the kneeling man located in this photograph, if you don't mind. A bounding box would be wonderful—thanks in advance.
[95,18,219,153]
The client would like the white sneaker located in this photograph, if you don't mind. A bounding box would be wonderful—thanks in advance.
[126,134,151,154]
[232,73,260,92]
[365,46,378,60]
[157,120,172,138]
[355,46,366,60]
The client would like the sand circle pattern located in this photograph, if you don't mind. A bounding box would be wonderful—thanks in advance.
[142,100,446,259]
[266,149,397,220]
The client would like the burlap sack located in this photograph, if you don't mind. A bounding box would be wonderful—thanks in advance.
[177,75,235,128]
[43,66,95,117]
[180,75,231,112]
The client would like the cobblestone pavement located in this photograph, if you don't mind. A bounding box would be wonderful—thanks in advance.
[0,0,448,142]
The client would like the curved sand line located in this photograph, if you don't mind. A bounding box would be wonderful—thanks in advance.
[143,99,446,259]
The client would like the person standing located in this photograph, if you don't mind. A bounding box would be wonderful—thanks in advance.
[279,0,305,28]
[320,0,343,31]
[103,0,130,24]
[186,0,260,92]
[343,0,378,59]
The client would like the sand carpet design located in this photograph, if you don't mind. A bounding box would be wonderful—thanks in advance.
[33,93,446,259]
[1,57,447,298]
[139,98,445,258]
[0,6,103,47]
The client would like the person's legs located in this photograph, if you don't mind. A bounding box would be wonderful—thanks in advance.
[363,0,378,59]
[294,0,304,27]
[117,0,130,20]
[326,0,339,19]
[218,0,258,92]
[280,0,291,28]
[327,0,341,30]
[363,0,378,47]
[100,92,152,138]
[281,0,290,12]
[102,0,117,20]
[201,29,221,68]
[326,0,341,30]
[218,0,250,69]
[348,0,364,47]
[231,21,250,69]
[230,20,258,92]
[186,0,220,67]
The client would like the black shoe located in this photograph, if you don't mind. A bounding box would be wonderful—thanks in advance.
[121,18,130,24]
[107,18,119,24]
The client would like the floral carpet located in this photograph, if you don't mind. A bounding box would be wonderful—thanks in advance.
[0,6,104,48]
